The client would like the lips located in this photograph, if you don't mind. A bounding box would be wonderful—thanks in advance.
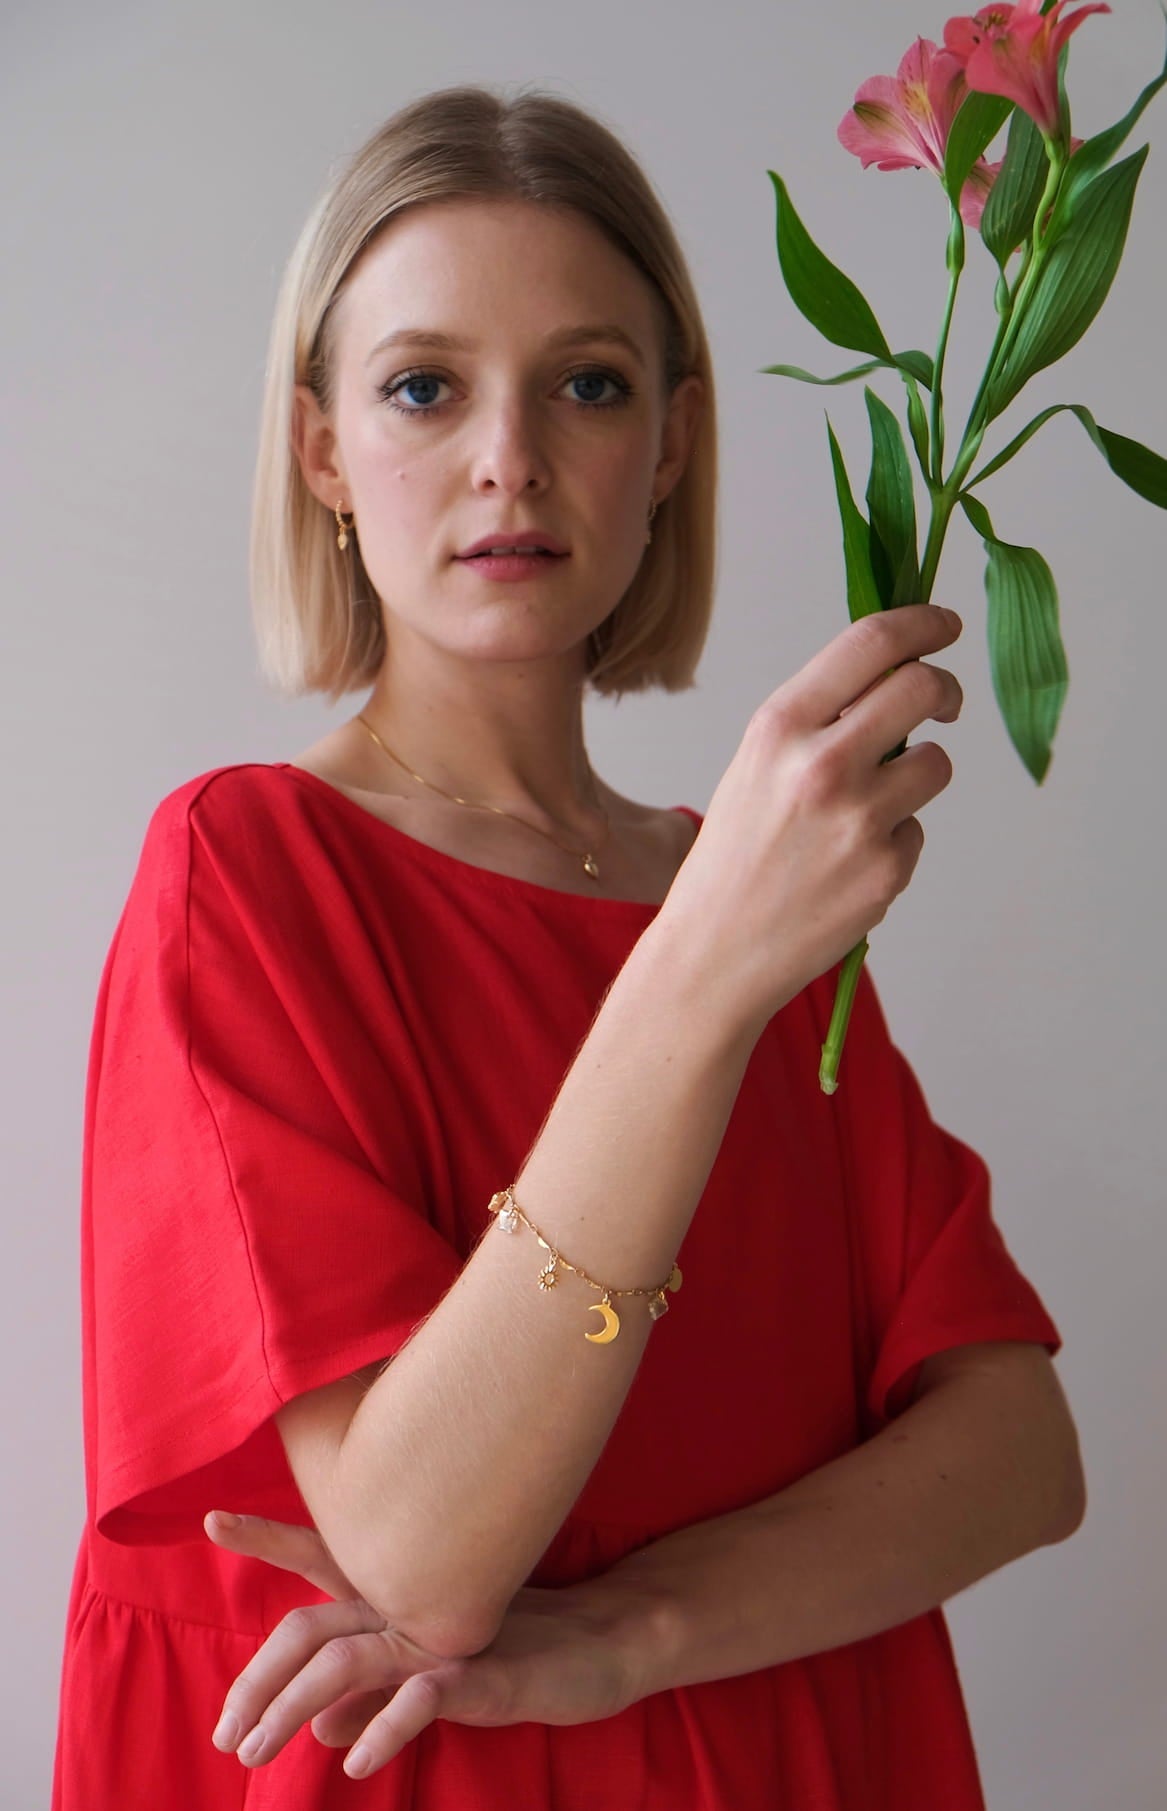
[457,531,569,558]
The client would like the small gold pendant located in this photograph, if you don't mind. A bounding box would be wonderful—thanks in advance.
[584,1295,621,1344]
[582,853,600,880]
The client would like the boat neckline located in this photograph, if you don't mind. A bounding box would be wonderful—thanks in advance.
[270,761,702,912]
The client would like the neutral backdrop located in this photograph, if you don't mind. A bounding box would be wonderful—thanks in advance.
[3,0,1164,1804]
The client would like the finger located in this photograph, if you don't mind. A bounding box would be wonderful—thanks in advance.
[781,605,962,731]
[343,1668,463,1779]
[211,1600,389,1756]
[231,1630,421,1768]
[888,814,926,889]
[873,741,954,826]
[311,1688,393,1748]
[203,1511,354,1599]
[833,658,962,769]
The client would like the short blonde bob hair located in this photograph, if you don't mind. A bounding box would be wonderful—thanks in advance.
[250,84,719,702]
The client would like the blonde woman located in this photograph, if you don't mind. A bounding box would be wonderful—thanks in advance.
[52,84,1084,1810]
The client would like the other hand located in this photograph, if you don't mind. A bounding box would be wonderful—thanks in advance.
[204,1509,650,1780]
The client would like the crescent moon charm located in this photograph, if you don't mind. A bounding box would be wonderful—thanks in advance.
[584,1297,621,1344]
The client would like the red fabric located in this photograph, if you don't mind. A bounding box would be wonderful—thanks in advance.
[53,762,1062,1810]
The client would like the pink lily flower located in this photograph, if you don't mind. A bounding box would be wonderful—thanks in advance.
[838,37,1004,226]
[944,0,1111,141]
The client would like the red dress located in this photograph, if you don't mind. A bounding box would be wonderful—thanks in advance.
[53,762,1062,1810]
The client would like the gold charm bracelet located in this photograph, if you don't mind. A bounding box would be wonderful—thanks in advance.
[488,1186,682,1344]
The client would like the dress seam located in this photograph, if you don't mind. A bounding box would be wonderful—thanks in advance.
[181,778,277,1394]
[75,1579,268,1642]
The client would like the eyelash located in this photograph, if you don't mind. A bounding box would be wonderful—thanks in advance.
[377,364,636,419]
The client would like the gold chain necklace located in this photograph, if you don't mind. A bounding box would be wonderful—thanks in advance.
[354,714,611,882]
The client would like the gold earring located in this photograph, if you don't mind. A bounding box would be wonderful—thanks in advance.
[335,501,354,551]
[645,497,658,545]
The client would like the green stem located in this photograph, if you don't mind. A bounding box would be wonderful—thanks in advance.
[918,488,957,603]
[930,209,965,486]
[820,153,1068,1100]
[818,938,869,1095]
[957,145,1066,451]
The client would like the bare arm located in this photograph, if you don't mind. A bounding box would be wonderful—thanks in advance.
[277,923,758,1656]
[275,605,966,1659]
[597,1340,1087,1694]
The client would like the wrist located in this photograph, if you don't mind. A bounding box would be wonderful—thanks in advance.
[566,1568,686,1707]
[628,906,767,1063]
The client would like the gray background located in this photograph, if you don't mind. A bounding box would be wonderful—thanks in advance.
[3,0,1164,1803]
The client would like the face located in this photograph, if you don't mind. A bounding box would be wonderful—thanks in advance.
[294,196,703,680]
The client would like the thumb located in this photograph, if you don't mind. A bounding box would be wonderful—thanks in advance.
[203,1510,357,1599]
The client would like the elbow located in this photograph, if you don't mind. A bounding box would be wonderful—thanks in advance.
[340,1539,508,1660]
[1043,1434,1088,1545]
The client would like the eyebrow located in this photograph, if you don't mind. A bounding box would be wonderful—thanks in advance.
[364,323,646,369]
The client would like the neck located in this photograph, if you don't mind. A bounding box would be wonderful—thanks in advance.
[359,641,603,834]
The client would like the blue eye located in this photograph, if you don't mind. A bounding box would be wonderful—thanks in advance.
[378,365,635,419]
[382,371,447,413]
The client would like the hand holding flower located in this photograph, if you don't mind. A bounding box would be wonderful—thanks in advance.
[765,1,1167,1092]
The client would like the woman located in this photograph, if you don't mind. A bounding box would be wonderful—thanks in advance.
[52,83,1084,1809]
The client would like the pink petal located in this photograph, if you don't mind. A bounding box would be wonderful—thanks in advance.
[946,0,1111,137]
[838,99,937,171]
[1049,2,1111,56]
[959,156,1003,227]
[839,69,944,172]
[894,35,941,87]
[943,14,986,63]
[963,21,1060,135]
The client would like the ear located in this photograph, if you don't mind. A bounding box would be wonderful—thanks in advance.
[292,384,351,511]
[651,373,705,504]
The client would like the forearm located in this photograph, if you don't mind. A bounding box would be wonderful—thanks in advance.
[599,1365,1083,1696]
[290,912,763,1655]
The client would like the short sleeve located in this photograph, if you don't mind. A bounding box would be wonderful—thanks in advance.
[809,962,1062,1431]
[82,772,463,1544]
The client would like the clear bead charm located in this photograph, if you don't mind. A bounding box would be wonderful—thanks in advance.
[648,1292,669,1321]
[490,1191,520,1233]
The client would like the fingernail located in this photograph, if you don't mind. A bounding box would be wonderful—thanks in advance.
[237,1729,267,1764]
[345,1744,373,1778]
[943,609,963,632]
[210,1510,242,1529]
[212,1711,240,1751]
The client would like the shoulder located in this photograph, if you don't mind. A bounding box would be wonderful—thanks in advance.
[135,763,310,875]
[119,765,316,942]
[144,762,294,839]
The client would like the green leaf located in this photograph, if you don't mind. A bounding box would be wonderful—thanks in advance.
[943,91,1012,207]
[826,418,884,622]
[1053,21,1167,224]
[903,376,931,474]
[769,172,893,361]
[892,350,936,388]
[759,351,934,389]
[959,493,994,540]
[1085,422,1167,508]
[864,388,920,609]
[958,495,1068,783]
[981,107,1050,264]
[986,148,1148,420]
[967,402,1167,506]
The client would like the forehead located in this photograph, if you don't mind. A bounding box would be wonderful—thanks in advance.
[336,197,661,358]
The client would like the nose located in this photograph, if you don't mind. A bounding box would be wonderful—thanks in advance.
[469,391,551,497]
